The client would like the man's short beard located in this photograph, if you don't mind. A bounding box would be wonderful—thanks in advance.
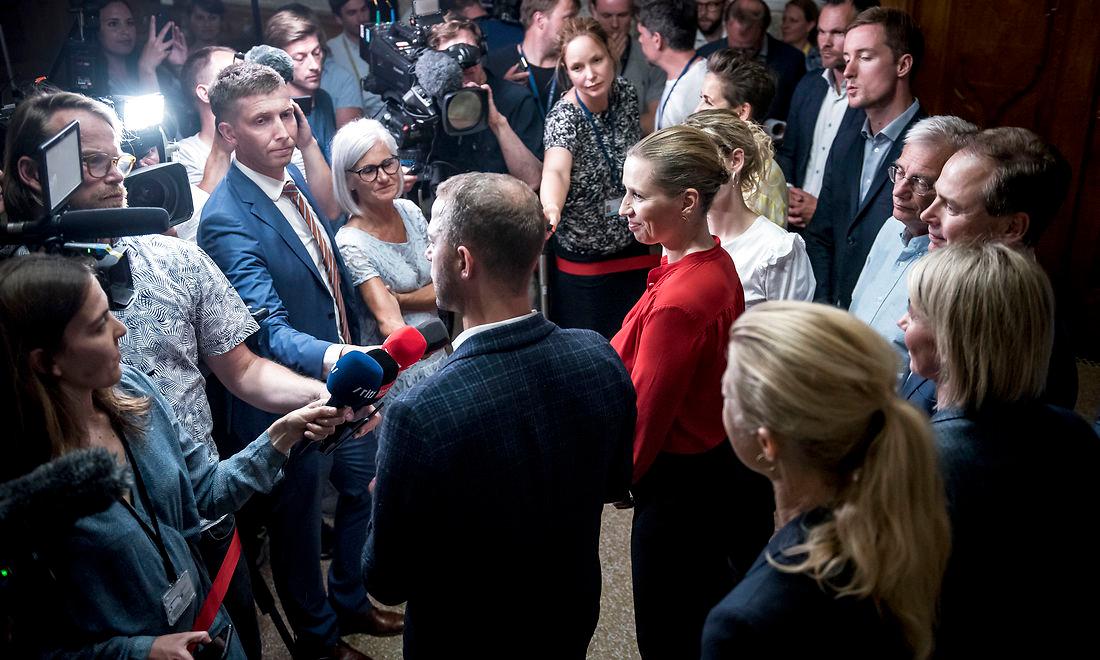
[699,20,722,38]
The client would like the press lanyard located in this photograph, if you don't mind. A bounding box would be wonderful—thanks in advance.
[117,426,177,583]
[657,55,699,128]
[519,45,558,118]
[576,94,617,175]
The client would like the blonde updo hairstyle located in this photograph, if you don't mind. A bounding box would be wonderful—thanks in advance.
[627,125,732,215]
[684,109,773,196]
[907,242,1054,412]
[557,16,612,67]
[723,301,950,660]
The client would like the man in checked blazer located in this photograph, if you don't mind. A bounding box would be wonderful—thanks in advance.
[363,173,637,659]
[199,62,401,660]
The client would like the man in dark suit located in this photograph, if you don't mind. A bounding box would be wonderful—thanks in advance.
[805,7,924,308]
[697,0,806,121]
[777,0,866,229]
[363,173,637,659]
[198,62,401,660]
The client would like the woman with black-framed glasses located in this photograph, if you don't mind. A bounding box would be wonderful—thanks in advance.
[330,118,443,396]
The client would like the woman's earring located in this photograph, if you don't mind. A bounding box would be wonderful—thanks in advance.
[755,451,776,473]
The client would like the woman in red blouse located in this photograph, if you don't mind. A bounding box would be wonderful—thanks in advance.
[612,126,775,659]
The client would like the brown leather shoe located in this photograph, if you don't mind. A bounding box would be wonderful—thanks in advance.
[330,640,372,660]
[340,607,405,637]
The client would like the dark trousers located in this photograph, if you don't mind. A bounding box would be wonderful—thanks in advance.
[549,242,650,340]
[197,516,263,660]
[630,442,774,660]
[268,432,377,655]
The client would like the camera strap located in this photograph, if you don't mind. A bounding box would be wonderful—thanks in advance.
[576,94,618,178]
[519,45,558,118]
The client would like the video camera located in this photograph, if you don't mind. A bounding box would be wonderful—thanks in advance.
[0,119,191,309]
[359,0,489,187]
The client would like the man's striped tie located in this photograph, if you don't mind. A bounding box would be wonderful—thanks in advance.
[282,180,351,343]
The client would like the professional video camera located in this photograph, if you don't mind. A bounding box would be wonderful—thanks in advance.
[0,119,190,309]
[359,0,490,186]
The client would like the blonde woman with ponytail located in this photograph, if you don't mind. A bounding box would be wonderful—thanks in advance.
[686,110,815,308]
[705,301,950,660]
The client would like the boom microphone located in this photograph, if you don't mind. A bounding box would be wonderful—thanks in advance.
[0,448,131,535]
[414,48,464,98]
[0,207,170,243]
[244,45,295,84]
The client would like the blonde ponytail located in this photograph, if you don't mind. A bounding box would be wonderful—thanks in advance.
[724,301,951,660]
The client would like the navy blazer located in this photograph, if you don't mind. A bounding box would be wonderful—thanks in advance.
[363,314,636,659]
[702,509,908,659]
[698,34,806,121]
[805,106,925,308]
[932,402,1100,658]
[775,69,864,187]
[198,163,363,446]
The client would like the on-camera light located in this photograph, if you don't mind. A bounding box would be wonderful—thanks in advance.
[120,94,165,131]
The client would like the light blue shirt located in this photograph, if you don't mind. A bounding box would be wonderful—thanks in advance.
[859,100,920,202]
[849,216,930,375]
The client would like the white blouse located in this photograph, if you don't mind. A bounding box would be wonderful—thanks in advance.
[721,216,816,308]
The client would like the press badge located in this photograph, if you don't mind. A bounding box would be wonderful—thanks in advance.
[162,569,196,626]
[604,198,620,218]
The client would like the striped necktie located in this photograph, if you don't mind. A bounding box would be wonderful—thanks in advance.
[282,181,351,343]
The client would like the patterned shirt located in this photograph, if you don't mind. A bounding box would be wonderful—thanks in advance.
[544,77,641,257]
[114,234,258,462]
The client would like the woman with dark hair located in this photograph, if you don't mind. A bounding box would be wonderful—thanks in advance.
[705,301,950,659]
[612,125,775,659]
[540,16,651,339]
[98,0,189,96]
[0,255,345,658]
[900,243,1100,658]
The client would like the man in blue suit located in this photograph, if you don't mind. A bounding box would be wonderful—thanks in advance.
[804,7,924,308]
[198,62,401,660]
[363,173,637,659]
[777,0,864,229]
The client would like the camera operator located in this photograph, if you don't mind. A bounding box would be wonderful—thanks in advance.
[0,91,350,659]
[325,0,387,119]
[429,15,544,190]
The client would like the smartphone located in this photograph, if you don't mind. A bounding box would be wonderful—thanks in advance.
[193,622,233,660]
[292,95,314,116]
[154,12,173,43]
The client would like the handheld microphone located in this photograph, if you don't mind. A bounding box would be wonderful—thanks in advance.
[414,49,464,98]
[415,318,451,354]
[316,351,385,455]
[382,325,428,370]
[365,348,400,385]
[244,45,295,84]
[0,448,131,535]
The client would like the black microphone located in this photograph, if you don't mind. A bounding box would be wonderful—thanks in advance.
[0,448,131,535]
[415,48,465,98]
[365,348,400,386]
[244,45,295,84]
[415,318,451,354]
[0,207,170,243]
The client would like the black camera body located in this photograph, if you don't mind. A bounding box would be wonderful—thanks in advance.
[358,5,490,187]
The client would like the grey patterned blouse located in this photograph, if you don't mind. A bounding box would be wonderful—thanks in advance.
[544,77,641,257]
[336,199,444,397]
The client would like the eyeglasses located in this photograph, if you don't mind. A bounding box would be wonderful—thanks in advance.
[82,152,137,178]
[348,156,401,183]
[887,163,935,197]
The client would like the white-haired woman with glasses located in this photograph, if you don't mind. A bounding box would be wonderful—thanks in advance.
[331,118,443,395]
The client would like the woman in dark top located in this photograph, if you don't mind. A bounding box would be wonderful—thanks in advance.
[900,243,1100,658]
[540,17,652,338]
[611,125,774,659]
[706,301,951,660]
